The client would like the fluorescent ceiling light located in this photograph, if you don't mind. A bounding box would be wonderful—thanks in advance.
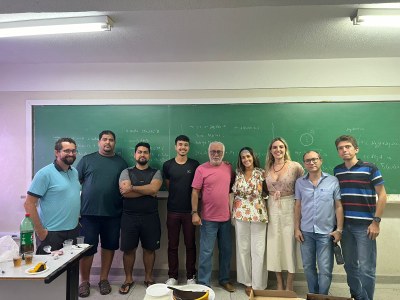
[0,16,113,38]
[352,8,400,26]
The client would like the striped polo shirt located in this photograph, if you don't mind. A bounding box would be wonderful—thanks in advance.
[334,159,384,222]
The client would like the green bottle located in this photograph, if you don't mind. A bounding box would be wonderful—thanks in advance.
[20,213,35,254]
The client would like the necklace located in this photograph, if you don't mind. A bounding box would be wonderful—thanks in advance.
[273,161,286,172]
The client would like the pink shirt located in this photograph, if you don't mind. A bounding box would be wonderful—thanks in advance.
[192,162,233,222]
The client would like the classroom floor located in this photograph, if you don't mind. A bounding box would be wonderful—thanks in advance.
[79,275,400,300]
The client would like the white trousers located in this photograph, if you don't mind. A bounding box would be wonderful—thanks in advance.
[235,219,268,289]
[267,195,296,273]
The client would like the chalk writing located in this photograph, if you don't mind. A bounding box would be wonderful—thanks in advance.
[345,127,365,133]
[233,126,261,131]
[359,139,400,149]
[300,133,314,147]
[189,124,227,130]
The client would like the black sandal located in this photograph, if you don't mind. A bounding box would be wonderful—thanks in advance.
[79,281,90,298]
[144,280,156,287]
[98,279,112,295]
[119,282,135,295]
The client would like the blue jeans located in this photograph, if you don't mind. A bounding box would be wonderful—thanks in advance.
[300,231,334,295]
[341,222,376,300]
[198,220,232,286]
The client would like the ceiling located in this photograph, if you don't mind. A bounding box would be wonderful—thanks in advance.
[1,0,400,64]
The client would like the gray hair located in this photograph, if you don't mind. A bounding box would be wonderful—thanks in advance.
[208,141,225,152]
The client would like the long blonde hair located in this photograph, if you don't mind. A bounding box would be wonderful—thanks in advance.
[265,137,292,171]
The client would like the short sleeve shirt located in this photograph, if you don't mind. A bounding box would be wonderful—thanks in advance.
[192,162,233,222]
[232,167,268,223]
[295,172,341,234]
[27,162,80,231]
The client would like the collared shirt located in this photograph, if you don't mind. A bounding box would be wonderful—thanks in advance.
[334,159,384,222]
[295,172,341,234]
[27,161,81,231]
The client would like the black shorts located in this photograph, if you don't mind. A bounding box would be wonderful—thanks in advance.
[120,213,161,251]
[80,215,121,256]
[35,224,80,254]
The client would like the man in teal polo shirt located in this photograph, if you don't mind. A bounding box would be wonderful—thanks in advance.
[24,137,81,254]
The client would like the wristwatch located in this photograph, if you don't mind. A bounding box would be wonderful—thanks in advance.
[191,211,198,215]
[373,216,381,223]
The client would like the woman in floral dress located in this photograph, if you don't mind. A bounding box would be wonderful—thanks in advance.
[232,147,268,296]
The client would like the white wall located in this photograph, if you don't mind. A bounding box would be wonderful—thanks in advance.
[1,58,399,280]
[1,58,400,91]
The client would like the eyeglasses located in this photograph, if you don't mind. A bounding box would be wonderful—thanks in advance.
[61,149,78,154]
[304,157,320,164]
[209,150,223,155]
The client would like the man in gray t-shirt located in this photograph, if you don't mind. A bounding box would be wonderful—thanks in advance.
[118,142,163,294]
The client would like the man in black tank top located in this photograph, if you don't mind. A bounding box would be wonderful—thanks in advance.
[118,142,163,294]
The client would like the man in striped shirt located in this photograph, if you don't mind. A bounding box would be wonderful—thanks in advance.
[334,135,387,300]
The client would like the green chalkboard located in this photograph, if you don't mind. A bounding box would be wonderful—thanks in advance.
[33,103,400,193]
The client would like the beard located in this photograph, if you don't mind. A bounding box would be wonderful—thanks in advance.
[62,156,76,165]
[102,144,114,153]
[210,158,223,166]
[136,158,148,166]
[103,147,113,153]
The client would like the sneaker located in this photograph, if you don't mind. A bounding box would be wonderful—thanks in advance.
[165,278,178,285]
[186,277,196,285]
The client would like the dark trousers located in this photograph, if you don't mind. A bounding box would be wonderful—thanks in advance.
[35,225,80,254]
[167,211,197,279]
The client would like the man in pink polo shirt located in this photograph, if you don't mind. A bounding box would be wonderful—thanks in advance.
[191,141,235,292]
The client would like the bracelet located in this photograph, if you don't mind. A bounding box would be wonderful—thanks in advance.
[191,211,198,215]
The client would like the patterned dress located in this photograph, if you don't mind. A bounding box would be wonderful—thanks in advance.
[232,167,269,289]
[232,167,268,223]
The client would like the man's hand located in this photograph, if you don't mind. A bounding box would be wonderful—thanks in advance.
[330,230,342,243]
[120,185,132,195]
[367,222,380,240]
[192,213,202,226]
[36,228,48,241]
[294,228,304,243]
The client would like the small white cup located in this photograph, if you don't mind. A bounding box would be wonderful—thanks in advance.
[63,239,73,251]
[76,236,85,245]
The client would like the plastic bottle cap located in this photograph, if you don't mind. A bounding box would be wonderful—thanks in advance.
[25,213,30,217]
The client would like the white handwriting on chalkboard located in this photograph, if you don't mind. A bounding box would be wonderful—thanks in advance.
[189,124,227,130]
[379,163,400,170]
[346,127,365,133]
[233,126,261,131]
[359,139,400,149]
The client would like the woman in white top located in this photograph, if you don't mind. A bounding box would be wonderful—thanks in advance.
[265,137,304,291]
[232,147,268,296]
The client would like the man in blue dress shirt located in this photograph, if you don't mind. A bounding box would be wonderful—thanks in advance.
[294,150,344,295]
